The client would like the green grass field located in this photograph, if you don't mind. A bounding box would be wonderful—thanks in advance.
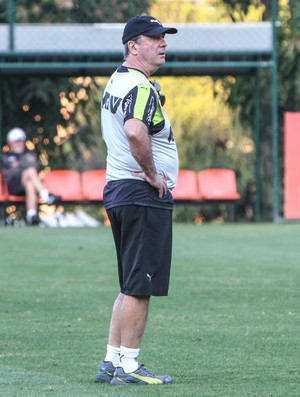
[1,223,300,397]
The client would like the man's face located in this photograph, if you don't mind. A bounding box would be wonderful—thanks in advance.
[9,140,26,154]
[138,34,167,70]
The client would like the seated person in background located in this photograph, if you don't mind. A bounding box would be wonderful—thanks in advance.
[0,128,61,225]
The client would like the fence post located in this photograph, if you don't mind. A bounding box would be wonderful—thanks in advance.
[8,0,15,51]
[254,69,261,222]
[271,0,279,222]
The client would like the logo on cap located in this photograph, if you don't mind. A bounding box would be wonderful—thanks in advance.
[150,19,162,25]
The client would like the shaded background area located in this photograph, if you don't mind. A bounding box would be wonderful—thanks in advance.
[0,0,296,223]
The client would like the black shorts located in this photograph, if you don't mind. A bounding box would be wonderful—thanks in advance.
[7,174,25,196]
[107,205,173,297]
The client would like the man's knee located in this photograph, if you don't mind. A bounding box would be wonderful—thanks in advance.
[22,167,39,182]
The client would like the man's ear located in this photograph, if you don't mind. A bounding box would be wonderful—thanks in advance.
[127,40,139,55]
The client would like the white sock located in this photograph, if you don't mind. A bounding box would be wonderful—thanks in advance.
[26,209,37,218]
[119,346,139,373]
[40,188,49,202]
[104,344,121,367]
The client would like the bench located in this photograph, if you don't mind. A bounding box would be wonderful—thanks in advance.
[172,168,241,220]
[0,168,240,222]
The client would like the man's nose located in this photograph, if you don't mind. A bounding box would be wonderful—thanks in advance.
[161,37,167,47]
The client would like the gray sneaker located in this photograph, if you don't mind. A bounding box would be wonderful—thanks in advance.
[47,193,61,205]
[95,361,116,383]
[110,364,172,386]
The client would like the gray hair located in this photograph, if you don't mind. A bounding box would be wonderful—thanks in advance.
[123,35,142,59]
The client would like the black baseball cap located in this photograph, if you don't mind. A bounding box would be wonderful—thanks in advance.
[122,15,177,45]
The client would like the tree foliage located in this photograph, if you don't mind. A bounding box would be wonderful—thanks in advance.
[0,0,153,23]
[218,0,272,20]
[1,76,107,170]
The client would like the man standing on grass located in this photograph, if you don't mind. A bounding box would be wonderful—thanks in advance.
[95,16,179,385]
